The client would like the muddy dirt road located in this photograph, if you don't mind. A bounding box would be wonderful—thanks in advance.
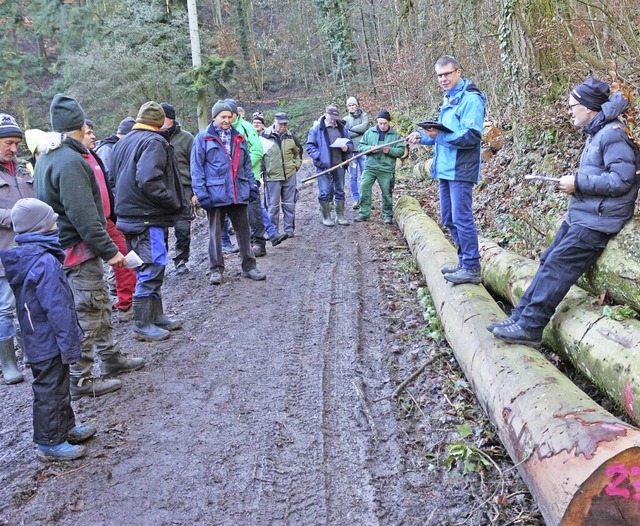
[0,162,441,525]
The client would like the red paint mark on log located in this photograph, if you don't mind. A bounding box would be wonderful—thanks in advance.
[554,411,629,459]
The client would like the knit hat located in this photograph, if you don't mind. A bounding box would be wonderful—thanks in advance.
[377,110,392,121]
[0,114,23,139]
[50,93,86,133]
[223,99,239,115]
[252,114,265,125]
[571,77,610,112]
[211,100,235,119]
[274,112,289,123]
[159,102,176,120]
[11,198,58,234]
[117,117,136,135]
[136,101,165,127]
[326,105,340,119]
[346,97,358,106]
[25,129,46,155]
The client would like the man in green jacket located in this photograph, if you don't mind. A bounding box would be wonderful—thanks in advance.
[354,110,405,224]
[262,112,302,237]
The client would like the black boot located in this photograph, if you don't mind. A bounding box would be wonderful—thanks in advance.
[152,295,182,331]
[133,297,170,342]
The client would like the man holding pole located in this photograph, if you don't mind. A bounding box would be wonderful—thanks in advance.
[305,105,353,227]
[354,110,405,224]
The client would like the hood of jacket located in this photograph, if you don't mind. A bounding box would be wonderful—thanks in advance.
[584,92,630,136]
[1,231,64,287]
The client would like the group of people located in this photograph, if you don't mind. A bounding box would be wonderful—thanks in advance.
[1,52,639,462]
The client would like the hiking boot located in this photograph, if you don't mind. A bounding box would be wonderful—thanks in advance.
[0,337,24,385]
[152,295,182,331]
[441,264,462,275]
[270,232,288,247]
[486,317,517,333]
[492,323,542,348]
[320,202,334,227]
[133,297,170,342]
[36,442,86,462]
[354,215,370,222]
[175,260,189,275]
[241,269,266,281]
[70,375,122,401]
[285,230,294,238]
[222,243,239,254]
[209,271,223,285]
[114,307,134,323]
[252,244,267,257]
[66,425,97,445]
[100,352,145,377]
[444,267,482,285]
[352,200,360,209]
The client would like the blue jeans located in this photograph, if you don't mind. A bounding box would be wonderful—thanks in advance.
[438,179,480,269]
[512,222,611,333]
[317,167,346,203]
[0,277,16,340]
[349,155,366,201]
[126,226,168,298]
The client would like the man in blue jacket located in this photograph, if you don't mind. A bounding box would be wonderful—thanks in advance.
[191,100,266,285]
[306,105,353,227]
[408,55,485,285]
[489,78,640,347]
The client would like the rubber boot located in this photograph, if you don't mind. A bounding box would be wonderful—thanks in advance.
[335,201,350,226]
[152,295,182,331]
[320,202,335,227]
[0,337,24,385]
[133,297,170,342]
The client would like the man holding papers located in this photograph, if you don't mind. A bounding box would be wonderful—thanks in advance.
[305,105,353,226]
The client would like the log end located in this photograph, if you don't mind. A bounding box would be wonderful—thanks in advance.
[562,447,640,525]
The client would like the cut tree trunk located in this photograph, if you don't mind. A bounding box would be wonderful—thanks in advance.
[479,238,640,427]
[395,196,640,526]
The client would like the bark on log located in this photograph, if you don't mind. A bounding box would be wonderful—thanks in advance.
[395,195,640,526]
[580,218,640,313]
[479,238,640,427]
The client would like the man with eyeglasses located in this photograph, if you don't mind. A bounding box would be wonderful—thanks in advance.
[490,77,640,347]
[408,55,486,285]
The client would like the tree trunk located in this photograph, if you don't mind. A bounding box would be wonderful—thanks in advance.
[480,237,640,426]
[186,0,207,131]
[395,196,640,526]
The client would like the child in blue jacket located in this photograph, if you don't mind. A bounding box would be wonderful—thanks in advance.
[0,198,96,461]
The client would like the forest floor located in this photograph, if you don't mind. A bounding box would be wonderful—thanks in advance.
[0,159,542,525]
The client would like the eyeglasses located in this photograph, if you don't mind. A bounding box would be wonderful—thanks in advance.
[436,69,459,79]
[568,102,582,110]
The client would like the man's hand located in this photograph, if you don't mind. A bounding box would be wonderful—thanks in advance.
[406,131,421,144]
[107,251,127,268]
[558,175,576,194]
[341,145,349,152]
[423,127,438,139]
[382,146,390,154]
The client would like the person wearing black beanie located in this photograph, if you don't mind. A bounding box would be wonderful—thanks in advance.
[491,78,640,347]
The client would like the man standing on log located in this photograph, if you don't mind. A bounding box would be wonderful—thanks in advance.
[490,77,640,347]
[407,55,486,285]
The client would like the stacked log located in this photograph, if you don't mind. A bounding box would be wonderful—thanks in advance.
[395,195,640,525]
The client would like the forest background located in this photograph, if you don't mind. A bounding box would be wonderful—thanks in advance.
[2,0,640,250]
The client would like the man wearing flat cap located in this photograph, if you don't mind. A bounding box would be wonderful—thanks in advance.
[305,105,353,226]
[35,93,143,400]
[490,77,640,347]
[190,100,266,285]
[0,113,34,385]
[111,101,185,343]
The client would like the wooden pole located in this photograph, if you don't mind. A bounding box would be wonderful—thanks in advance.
[395,195,640,526]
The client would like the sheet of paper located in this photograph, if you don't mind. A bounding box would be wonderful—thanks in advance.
[125,250,143,268]
[330,138,350,148]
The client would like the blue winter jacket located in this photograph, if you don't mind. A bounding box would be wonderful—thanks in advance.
[0,231,82,364]
[191,122,256,209]
[567,93,640,234]
[419,78,486,183]
[305,117,353,172]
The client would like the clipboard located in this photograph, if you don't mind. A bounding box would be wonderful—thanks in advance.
[417,120,452,133]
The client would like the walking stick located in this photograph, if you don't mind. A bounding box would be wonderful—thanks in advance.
[299,136,410,185]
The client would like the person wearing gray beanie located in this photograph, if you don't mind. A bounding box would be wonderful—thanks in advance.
[11,198,58,234]
[211,100,235,119]
[50,94,86,133]
[344,97,369,209]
